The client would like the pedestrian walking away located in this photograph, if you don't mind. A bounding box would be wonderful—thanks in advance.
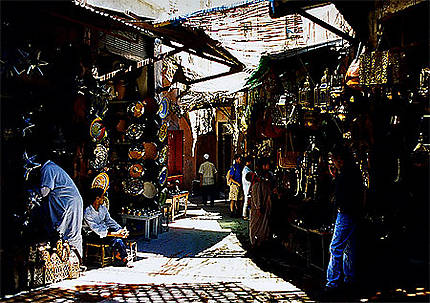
[198,154,217,206]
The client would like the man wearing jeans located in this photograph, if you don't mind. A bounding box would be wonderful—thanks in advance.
[324,145,363,298]
[84,187,131,267]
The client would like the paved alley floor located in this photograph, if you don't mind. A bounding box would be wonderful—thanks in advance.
[4,200,314,303]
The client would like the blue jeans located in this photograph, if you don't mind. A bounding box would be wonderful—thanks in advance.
[111,238,128,261]
[326,212,356,288]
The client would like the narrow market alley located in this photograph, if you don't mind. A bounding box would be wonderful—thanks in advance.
[4,199,314,303]
[1,1,429,302]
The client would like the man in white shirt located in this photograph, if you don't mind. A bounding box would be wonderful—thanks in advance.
[198,154,217,206]
[241,156,253,219]
[84,187,131,266]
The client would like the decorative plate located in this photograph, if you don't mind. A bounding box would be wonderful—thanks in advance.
[158,121,168,142]
[128,145,145,160]
[158,145,168,164]
[126,123,145,140]
[143,182,157,199]
[123,179,144,196]
[91,172,110,193]
[158,166,168,187]
[158,97,169,119]
[158,188,168,205]
[129,163,145,178]
[142,142,158,160]
[89,117,106,142]
[127,101,145,118]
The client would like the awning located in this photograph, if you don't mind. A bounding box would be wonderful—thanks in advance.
[246,39,345,87]
[75,0,241,67]
[73,0,243,84]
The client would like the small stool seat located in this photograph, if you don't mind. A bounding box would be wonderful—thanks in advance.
[125,240,138,262]
[84,240,138,267]
[85,242,113,267]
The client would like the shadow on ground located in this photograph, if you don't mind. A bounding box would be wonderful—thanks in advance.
[136,227,230,258]
[3,281,311,302]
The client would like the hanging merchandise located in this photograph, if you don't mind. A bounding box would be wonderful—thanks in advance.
[143,181,158,199]
[158,97,169,119]
[126,123,145,141]
[315,68,331,108]
[23,151,41,181]
[298,76,313,108]
[277,132,300,169]
[158,145,169,164]
[129,163,145,178]
[128,145,145,160]
[297,136,321,200]
[15,46,49,78]
[89,144,109,171]
[142,142,158,160]
[158,166,168,187]
[158,187,168,205]
[89,117,107,142]
[91,172,110,193]
[123,179,145,196]
[127,101,145,118]
[358,50,403,86]
[418,67,430,97]
[158,121,168,142]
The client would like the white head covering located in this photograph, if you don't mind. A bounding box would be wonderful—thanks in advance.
[203,154,209,160]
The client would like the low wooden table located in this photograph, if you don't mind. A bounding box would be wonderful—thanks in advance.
[167,192,188,220]
[289,223,332,271]
[120,212,161,240]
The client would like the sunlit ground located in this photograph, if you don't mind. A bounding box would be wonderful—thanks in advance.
[4,202,428,302]
[4,202,314,302]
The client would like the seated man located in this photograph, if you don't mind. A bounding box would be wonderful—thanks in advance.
[84,187,131,267]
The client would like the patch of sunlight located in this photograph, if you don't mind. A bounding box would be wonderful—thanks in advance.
[169,210,230,232]
[242,278,301,292]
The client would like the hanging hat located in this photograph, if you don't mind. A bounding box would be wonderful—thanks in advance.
[158,97,169,119]
[143,182,157,199]
[91,172,109,194]
[90,117,107,142]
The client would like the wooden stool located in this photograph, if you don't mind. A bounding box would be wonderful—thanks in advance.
[125,241,138,262]
[85,242,113,267]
